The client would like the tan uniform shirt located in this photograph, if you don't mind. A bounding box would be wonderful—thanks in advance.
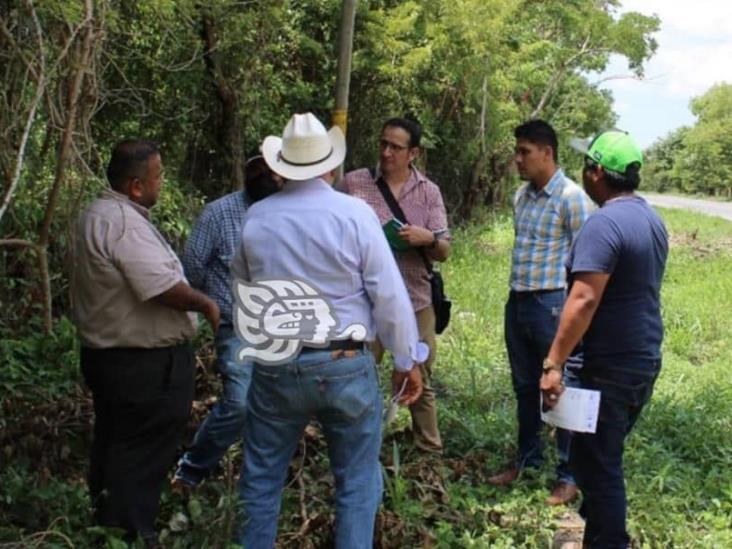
[71,189,197,348]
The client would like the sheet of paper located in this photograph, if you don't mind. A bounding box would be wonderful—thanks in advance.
[541,387,601,433]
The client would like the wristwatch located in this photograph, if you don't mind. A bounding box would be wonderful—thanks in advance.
[542,357,563,373]
[428,232,439,249]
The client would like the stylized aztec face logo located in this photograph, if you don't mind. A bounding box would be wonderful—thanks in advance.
[233,278,367,365]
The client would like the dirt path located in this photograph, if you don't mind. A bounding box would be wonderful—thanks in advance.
[641,193,732,222]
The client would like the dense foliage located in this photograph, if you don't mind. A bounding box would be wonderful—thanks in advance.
[643,83,732,197]
[2,208,732,547]
[2,2,684,545]
[0,0,659,333]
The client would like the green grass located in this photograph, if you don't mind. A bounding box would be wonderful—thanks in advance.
[426,207,732,547]
[2,207,732,547]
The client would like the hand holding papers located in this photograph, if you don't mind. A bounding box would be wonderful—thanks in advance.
[541,387,601,433]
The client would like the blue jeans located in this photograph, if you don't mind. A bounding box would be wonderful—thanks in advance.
[176,325,252,485]
[238,349,382,549]
[571,360,660,549]
[504,290,579,483]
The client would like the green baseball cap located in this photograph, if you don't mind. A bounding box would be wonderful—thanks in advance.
[570,130,643,175]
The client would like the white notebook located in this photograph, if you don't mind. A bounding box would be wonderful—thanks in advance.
[541,387,601,433]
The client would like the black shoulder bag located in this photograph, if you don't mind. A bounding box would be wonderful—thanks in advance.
[373,173,451,334]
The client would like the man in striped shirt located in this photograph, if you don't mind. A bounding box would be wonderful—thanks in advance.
[488,120,592,506]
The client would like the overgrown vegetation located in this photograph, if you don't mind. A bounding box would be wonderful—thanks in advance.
[3,2,728,546]
[1,0,660,334]
[3,207,731,547]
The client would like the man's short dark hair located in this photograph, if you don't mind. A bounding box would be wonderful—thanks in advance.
[382,117,422,148]
[244,155,280,203]
[514,119,558,162]
[604,162,642,192]
[106,140,160,190]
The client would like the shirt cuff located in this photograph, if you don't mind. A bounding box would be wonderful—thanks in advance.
[393,341,430,372]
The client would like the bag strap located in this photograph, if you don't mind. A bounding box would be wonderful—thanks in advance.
[371,168,433,275]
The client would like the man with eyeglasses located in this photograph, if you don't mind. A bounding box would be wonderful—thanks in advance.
[541,130,668,547]
[489,119,592,506]
[340,117,450,455]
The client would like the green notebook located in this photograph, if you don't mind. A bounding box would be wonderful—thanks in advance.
[383,217,410,251]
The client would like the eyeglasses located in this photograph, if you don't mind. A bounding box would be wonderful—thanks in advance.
[379,139,409,152]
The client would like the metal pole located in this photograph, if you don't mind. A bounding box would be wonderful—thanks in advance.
[332,0,358,183]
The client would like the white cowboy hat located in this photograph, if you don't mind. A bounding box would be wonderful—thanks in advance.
[261,112,346,181]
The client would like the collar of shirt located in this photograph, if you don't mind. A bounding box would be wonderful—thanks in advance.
[239,189,250,208]
[101,187,151,220]
[281,177,331,194]
[375,165,428,199]
[525,168,565,199]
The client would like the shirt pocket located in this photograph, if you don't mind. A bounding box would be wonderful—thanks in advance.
[531,205,563,240]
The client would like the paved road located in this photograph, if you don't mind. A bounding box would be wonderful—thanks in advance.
[641,193,732,222]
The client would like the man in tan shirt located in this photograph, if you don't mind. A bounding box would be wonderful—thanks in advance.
[71,139,219,547]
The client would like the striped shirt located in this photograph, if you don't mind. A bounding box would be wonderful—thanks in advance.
[510,169,592,291]
[182,191,250,325]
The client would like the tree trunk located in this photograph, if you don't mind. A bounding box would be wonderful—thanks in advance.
[201,12,244,194]
[36,0,96,334]
[332,0,358,183]
[462,153,490,220]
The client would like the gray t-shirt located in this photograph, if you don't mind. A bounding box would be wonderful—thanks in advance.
[568,195,668,362]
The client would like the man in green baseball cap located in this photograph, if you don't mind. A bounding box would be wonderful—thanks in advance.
[540,129,669,547]
[568,130,644,204]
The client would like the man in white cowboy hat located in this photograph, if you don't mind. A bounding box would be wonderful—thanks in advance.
[230,112,426,548]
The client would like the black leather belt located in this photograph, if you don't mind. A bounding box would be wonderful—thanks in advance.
[301,340,365,352]
[511,288,564,296]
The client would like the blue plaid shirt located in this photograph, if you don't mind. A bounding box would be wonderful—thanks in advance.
[182,191,249,325]
[510,169,593,291]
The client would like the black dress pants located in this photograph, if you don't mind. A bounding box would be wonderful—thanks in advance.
[81,343,195,543]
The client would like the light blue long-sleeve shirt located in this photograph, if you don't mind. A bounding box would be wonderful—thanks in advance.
[230,178,422,371]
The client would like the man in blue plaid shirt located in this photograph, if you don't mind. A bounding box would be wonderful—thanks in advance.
[172,156,282,489]
[489,120,592,506]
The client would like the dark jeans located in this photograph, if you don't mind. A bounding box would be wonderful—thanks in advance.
[176,325,252,485]
[505,290,579,483]
[81,343,195,543]
[571,360,661,549]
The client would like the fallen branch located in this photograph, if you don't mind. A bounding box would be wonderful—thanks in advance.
[296,472,310,536]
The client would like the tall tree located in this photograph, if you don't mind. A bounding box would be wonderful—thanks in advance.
[675,83,732,197]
